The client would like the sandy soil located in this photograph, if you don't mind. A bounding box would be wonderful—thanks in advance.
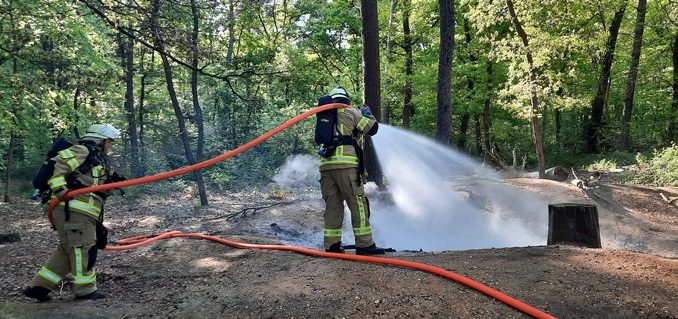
[1,178,677,319]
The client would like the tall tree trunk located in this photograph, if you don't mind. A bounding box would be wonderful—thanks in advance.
[457,114,469,150]
[226,0,236,66]
[138,48,148,176]
[150,0,205,205]
[541,103,548,142]
[361,0,381,120]
[506,0,545,177]
[402,0,413,128]
[483,62,493,160]
[555,109,561,143]
[4,58,18,203]
[123,31,142,178]
[72,86,81,138]
[587,5,626,153]
[43,39,56,87]
[190,0,208,206]
[619,0,646,151]
[435,0,455,144]
[668,31,678,143]
[3,133,14,203]
[458,17,477,152]
[360,0,383,186]
[382,0,397,124]
[474,115,482,156]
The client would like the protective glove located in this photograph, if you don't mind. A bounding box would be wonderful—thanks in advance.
[361,104,374,118]
[107,172,127,183]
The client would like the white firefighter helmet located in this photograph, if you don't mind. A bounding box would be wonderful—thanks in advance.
[329,87,350,101]
[83,124,121,140]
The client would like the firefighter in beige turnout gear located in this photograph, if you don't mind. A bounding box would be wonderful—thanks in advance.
[320,88,385,255]
[24,124,121,302]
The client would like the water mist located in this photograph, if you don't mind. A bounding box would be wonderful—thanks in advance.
[272,125,549,251]
[367,125,548,251]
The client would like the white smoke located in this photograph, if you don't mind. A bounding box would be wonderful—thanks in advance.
[272,154,320,189]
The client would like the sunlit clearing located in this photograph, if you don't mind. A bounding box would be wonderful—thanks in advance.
[191,257,232,272]
[137,216,162,228]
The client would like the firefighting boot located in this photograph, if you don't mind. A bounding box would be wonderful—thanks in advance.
[23,286,51,302]
[325,242,345,253]
[355,244,386,255]
[75,290,106,300]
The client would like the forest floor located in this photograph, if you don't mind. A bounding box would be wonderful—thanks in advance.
[1,175,677,319]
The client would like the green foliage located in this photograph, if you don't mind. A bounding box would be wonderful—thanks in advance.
[634,145,678,187]
[584,159,618,172]
[267,186,287,200]
[1,0,677,201]
[545,150,640,172]
[635,152,650,169]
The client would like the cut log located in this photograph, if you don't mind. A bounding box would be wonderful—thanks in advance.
[547,204,601,248]
[520,166,569,181]
[0,233,21,244]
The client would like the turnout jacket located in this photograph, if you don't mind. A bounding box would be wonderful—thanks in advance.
[46,144,113,221]
[319,107,378,172]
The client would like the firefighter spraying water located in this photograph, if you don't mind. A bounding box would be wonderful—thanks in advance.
[314,87,386,255]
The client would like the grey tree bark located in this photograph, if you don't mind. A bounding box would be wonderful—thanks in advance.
[474,115,482,156]
[138,49,149,176]
[4,58,18,203]
[382,0,397,125]
[123,30,142,178]
[361,0,383,186]
[151,0,208,206]
[402,0,414,129]
[506,0,545,178]
[3,133,14,203]
[190,0,208,206]
[458,17,477,151]
[587,5,626,153]
[361,0,381,120]
[669,31,678,143]
[483,62,493,161]
[620,0,647,151]
[226,0,236,66]
[435,0,455,144]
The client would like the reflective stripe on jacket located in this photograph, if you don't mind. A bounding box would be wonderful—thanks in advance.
[49,144,110,220]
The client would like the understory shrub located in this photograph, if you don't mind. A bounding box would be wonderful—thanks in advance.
[634,145,678,187]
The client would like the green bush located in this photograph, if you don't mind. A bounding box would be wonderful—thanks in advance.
[547,151,640,171]
[634,145,678,187]
[584,158,618,172]
[635,153,649,170]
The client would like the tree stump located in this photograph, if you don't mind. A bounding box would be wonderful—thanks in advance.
[547,204,601,248]
[0,233,21,244]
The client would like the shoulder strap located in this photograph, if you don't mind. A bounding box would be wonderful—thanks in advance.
[68,143,98,181]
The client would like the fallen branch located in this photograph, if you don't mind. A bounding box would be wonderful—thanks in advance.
[570,168,599,191]
[208,202,289,221]
[520,166,569,181]
[660,193,678,205]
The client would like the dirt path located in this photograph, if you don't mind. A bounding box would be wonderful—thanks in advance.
[1,180,677,319]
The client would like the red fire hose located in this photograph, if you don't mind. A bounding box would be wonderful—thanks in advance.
[46,103,557,319]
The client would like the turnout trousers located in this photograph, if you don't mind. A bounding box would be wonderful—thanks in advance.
[30,207,98,296]
[320,167,374,249]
